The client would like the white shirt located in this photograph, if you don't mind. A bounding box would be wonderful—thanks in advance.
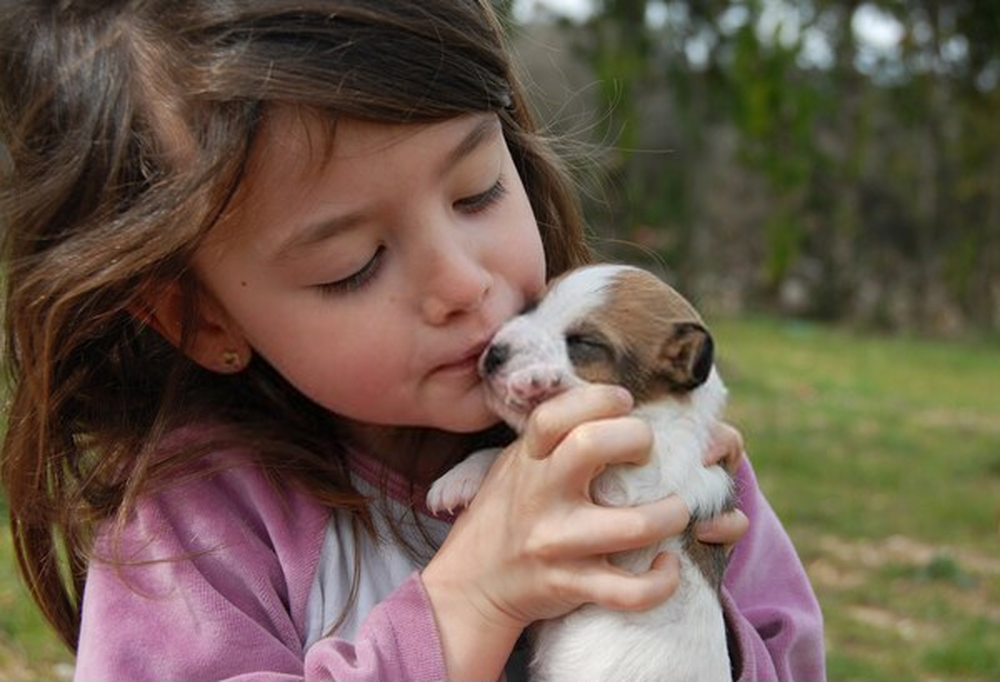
[304,468,452,646]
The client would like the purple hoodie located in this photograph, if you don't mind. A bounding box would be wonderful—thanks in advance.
[74,438,825,681]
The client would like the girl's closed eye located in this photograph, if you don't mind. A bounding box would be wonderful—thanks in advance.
[454,176,507,214]
[315,245,385,296]
[311,177,506,299]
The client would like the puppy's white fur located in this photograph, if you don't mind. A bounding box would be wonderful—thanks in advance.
[427,264,733,682]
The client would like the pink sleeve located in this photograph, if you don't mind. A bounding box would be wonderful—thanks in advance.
[73,457,447,682]
[304,574,445,681]
[721,459,826,682]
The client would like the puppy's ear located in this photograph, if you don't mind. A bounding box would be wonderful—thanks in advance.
[656,322,714,391]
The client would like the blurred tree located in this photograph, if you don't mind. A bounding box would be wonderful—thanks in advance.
[549,0,1000,332]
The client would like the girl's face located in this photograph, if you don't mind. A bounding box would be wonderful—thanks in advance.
[194,109,546,435]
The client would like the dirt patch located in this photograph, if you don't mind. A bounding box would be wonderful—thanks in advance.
[0,656,72,682]
[809,534,1000,635]
[912,408,1000,436]
[817,534,1000,576]
[845,604,941,642]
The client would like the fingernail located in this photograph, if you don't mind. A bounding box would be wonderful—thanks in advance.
[613,386,634,407]
[651,552,677,571]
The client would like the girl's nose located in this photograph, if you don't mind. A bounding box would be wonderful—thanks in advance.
[419,242,494,325]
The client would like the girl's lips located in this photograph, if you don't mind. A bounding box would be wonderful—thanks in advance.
[435,341,490,376]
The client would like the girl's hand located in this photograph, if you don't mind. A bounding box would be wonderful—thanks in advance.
[421,384,690,680]
[704,421,745,473]
[693,421,749,546]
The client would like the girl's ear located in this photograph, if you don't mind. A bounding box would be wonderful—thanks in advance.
[130,280,253,374]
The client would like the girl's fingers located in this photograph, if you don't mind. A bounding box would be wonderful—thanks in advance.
[693,508,749,547]
[559,552,682,612]
[550,415,654,490]
[529,495,692,560]
[704,421,745,473]
[521,384,634,460]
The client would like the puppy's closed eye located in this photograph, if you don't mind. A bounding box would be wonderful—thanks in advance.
[565,332,612,366]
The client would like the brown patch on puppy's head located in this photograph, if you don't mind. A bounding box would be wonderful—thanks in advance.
[566,268,714,403]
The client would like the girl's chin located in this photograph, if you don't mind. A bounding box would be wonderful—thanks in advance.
[437,400,503,433]
[432,408,503,434]
[424,385,502,433]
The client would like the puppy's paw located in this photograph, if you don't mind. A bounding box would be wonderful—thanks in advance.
[507,365,571,406]
[425,448,501,515]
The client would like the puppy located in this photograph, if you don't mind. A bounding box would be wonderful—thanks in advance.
[427,263,734,682]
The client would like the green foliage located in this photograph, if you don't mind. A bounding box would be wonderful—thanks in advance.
[762,212,804,290]
[0,529,73,680]
[555,0,1000,332]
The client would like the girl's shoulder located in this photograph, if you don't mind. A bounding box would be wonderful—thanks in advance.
[94,422,331,572]
[77,425,336,679]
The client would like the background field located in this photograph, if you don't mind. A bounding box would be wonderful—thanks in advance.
[713,317,1000,680]
[1,315,998,680]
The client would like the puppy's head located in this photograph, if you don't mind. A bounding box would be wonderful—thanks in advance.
[479,264,715,431]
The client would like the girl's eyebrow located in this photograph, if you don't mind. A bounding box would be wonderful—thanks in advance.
[275,210,365,263]
[274,115,502,262]
[440,115,501,175]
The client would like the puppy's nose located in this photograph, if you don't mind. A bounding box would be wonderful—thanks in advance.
[481,342,510,377]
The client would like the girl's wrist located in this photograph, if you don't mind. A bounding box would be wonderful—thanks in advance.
[421,564,524,681]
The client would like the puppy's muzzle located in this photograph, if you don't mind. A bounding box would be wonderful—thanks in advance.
[479,339,573,418]
[480,342,510,377]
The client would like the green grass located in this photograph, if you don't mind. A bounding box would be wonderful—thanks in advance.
[714,317,1000,680]
[1,315,998,679]
[0,530,74,680]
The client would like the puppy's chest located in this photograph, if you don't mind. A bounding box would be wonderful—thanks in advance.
[590,404,705,508]
[590,450,665,508]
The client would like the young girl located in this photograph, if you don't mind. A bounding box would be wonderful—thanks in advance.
[0,1,824,680]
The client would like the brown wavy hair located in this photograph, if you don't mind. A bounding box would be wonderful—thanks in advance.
[0,0,590,651]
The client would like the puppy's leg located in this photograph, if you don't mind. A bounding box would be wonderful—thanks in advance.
[426,448,501,515]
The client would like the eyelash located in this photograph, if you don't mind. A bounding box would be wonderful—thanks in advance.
[315,245,385,296]
[455,176,507,213]
[313,178,507,297]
